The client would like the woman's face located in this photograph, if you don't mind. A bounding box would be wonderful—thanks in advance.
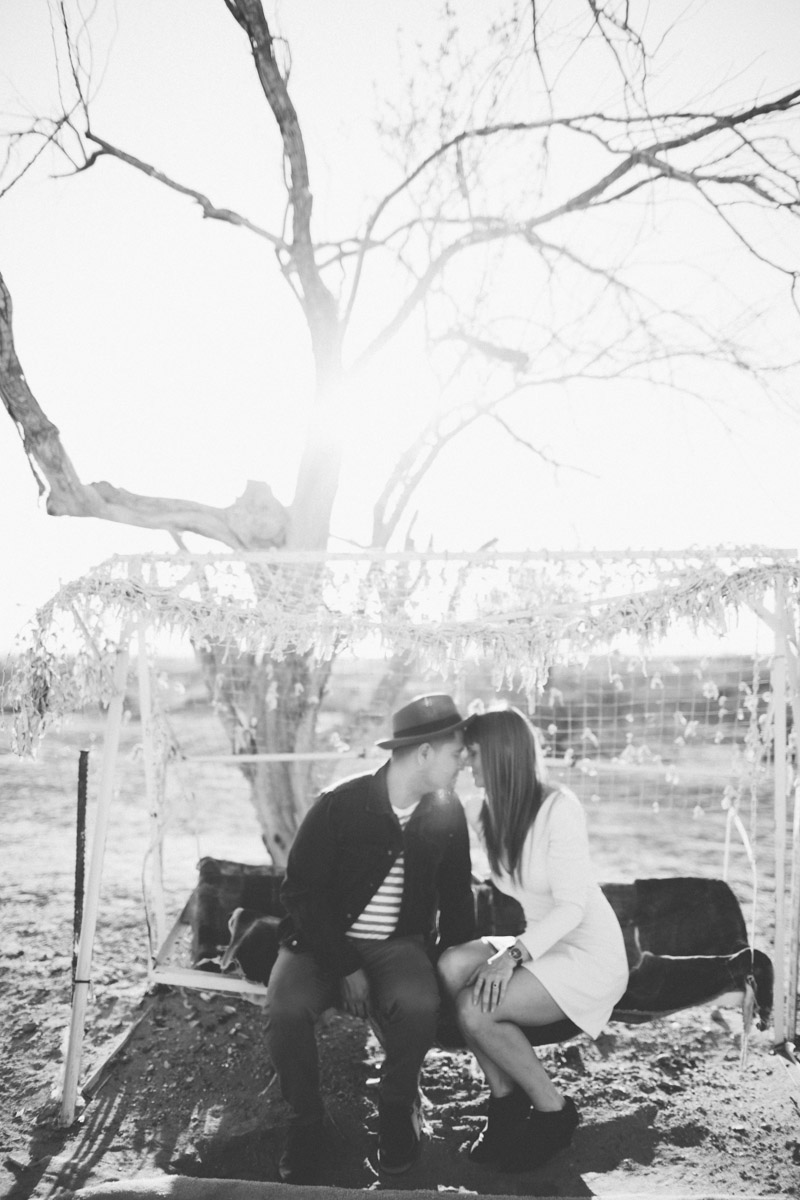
[466,742,484,788]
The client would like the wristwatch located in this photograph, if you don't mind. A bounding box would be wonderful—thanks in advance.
[507,943,524,968]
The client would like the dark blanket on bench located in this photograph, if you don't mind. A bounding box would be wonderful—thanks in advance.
[184,858,772,1036]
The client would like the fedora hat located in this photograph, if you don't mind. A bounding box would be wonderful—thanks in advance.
[376,693,466,750]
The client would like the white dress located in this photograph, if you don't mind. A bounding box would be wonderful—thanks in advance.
[479,787,629,1039]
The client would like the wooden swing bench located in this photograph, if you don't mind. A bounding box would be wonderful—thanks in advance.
[154,857,773,1046]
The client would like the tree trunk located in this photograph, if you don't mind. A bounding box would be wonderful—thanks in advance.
[199,644,333,866]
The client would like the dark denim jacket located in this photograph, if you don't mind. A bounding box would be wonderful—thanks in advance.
[279,762,476,977]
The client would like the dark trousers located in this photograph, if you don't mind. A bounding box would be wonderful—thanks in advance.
[265,935,440,1126]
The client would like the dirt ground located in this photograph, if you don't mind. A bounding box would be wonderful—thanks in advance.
[2,712,800,1200]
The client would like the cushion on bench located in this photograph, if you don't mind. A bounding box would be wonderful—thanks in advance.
[185,859,772,1038]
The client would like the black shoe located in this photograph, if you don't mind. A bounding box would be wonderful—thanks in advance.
[377,1099,421,1174]
[469,1087,531,1163]
[279,1120,324,1184]
[499,1097,580,1172]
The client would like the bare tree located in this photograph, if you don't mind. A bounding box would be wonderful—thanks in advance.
[1,0,799,862]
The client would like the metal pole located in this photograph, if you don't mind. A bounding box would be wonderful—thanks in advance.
[71,750,89,991]
[58,637,130,1126]
[184,751,382,763]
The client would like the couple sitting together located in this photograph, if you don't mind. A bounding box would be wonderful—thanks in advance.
[266,692,629,1184]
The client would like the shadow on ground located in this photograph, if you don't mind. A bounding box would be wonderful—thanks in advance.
[12,988,798,1200]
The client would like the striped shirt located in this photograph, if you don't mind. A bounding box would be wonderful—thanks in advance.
[347,802,419,939]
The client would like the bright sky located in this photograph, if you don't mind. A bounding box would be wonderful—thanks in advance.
[0,0,799,651]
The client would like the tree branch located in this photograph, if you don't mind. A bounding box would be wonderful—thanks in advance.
[354,224,531,370]
[84,132,288,250]
[371,377,597,548]
[0,115,79,201]
[436,329,530,370]
[0,268,287,547]
[372,402,485,547]
[224,0,339,370]
[345,84,800,348]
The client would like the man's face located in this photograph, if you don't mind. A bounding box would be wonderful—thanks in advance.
[421,731,466,792]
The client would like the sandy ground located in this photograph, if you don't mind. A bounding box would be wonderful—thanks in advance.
[1,713,799,1199]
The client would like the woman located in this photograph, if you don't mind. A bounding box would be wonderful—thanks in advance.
[438,706,628,1172]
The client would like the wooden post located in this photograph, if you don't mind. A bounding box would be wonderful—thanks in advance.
[137,615,166,956]
[58,637,130,1126]
[784,598,800,1044]
[722,805,733,882]
[788,774,800,1042]
[771,577,788,1048]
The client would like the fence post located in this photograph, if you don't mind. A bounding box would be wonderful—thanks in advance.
[137,615,167,956]
[71,749,89,989]
[58,636,130,1126]
[788,774,800,1043]
[779,577,800,1045]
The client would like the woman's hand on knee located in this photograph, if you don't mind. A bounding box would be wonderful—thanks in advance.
[471,957,516,1013]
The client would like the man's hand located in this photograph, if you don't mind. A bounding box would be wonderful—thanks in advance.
[341,967,370,1018]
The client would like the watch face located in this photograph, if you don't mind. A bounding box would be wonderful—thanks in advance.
[509,945,523,963]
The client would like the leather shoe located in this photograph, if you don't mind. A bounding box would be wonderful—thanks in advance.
[279,1120,324,1184]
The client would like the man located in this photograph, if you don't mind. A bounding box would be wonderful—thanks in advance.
[266,693,476,1184]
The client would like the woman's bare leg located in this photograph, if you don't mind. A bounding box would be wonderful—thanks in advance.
[455,974,565,1108]
[438,942,567,1107]
[442,951,569,1109]
[438,942,517,1094]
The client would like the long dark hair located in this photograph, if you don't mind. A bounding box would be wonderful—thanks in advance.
[464,706,546,882]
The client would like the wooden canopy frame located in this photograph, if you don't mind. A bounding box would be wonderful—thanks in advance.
[7,545,799,1123]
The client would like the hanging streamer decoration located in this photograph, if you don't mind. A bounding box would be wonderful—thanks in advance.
[2,545,798,757]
